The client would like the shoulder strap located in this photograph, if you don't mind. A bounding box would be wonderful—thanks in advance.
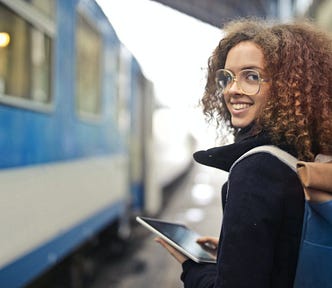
[230,145,298,173]
[226,145,298,201]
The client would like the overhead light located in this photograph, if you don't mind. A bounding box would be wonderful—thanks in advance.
[0,32,10,48]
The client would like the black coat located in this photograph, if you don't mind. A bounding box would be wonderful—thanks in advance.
[181,132,304,288]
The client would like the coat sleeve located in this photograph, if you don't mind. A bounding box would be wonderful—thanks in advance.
[181,153,302,288]
[181,260,217,287]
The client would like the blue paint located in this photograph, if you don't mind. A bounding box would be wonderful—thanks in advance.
[0,0,125,169]
[0,201,126,288]
[131,182,145,210]
[0,0,148,285]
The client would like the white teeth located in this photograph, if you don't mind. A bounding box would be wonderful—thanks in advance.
[232,103,251,110]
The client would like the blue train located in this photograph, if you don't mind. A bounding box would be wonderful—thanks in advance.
[0,0,194,287]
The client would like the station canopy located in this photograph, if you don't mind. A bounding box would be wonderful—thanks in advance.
[150,0,316,28]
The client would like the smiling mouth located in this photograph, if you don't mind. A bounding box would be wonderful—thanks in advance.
[231,103,252,110]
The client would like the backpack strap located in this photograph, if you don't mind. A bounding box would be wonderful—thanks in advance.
[226,145,298,201]
[230,145,298,173]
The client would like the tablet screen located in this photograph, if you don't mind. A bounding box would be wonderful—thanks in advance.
[136,216,217,263]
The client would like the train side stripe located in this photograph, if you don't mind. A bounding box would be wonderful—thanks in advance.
[0,200,126,288]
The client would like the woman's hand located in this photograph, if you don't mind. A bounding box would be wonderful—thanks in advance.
[155,236,219,263]
[155,237,189,264]
[196,236,219,256]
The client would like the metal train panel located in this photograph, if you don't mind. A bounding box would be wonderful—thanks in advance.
[0,0,194,286]
[0,0,133,286]
[128,58,145,211]
[0,155,128,287]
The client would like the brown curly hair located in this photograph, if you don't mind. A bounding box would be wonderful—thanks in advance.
[202,18,332,161]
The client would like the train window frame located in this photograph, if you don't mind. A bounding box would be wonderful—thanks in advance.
[0,0,55,113]
[116,45,132,135]
[75,5,103,123]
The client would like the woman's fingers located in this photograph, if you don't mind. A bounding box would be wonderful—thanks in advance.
[155,237,188,264]
[196,236,219,255]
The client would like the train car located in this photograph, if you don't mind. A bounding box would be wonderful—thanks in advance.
[0,0,195,287]
[0,0,143,286]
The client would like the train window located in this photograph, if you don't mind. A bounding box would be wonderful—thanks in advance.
[0,1,54,111]
[75,11,102,118]
[24,0,55,20]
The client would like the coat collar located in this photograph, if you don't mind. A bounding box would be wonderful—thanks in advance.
[193,133,271,172]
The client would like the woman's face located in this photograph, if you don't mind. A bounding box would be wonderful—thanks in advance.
[223,41,270,128]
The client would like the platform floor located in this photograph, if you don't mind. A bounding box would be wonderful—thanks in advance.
[90,163,228,288]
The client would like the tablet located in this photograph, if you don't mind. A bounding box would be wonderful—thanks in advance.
[136,216,217,263]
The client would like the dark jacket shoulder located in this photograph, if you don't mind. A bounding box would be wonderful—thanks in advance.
[193,130,296,172]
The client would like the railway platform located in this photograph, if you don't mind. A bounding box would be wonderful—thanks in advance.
[90,161,228,288]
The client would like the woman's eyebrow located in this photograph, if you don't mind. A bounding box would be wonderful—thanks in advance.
[224,65,264,72]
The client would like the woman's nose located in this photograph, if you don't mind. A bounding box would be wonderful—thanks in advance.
[227,79,241,94]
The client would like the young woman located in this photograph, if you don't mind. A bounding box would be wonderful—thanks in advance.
[156,19,332,287]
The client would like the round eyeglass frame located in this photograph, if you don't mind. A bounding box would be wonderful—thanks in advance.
[215,68,269,96]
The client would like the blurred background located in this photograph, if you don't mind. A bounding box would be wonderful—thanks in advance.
[0,0,331,287]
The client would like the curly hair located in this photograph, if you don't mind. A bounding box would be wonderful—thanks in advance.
[202,18,332,161]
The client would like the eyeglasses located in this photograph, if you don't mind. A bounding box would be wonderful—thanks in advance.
[215,69,269,95]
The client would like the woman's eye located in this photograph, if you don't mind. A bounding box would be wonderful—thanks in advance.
[226,75,232,84]
[246,72,259,82]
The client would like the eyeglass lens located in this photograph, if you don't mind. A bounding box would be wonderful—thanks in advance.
[216,69,261,95]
